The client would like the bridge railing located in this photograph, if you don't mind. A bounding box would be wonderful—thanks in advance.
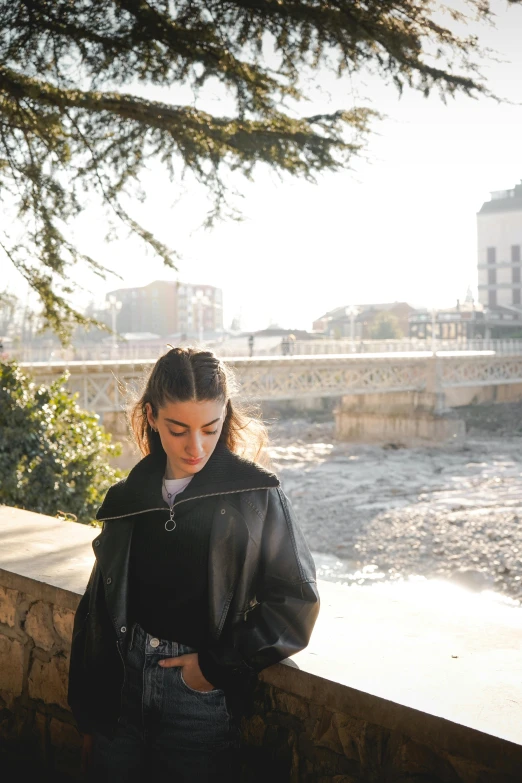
[279,338,522,356]
[6,337,522,363]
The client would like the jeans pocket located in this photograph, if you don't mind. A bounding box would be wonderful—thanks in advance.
[179,668,222,696]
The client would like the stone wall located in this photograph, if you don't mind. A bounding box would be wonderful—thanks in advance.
[2,570,522,782]
[245,668,522,783]
[2,507,522,781]
[0,572,82,780]
[334,392,466,445]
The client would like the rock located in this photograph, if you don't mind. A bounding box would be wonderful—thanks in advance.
[448,569,494,592]
[53,607,74,645]
[49,718,82,750]
[0,637,24,695]
[28,654,69,710]
[0,585,17,627]
[25,601,55,651]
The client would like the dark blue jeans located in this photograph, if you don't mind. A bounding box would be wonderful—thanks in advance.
[90,624,240,782]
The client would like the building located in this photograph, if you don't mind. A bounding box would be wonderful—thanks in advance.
[409,300,522,341]
[409,301,486,340]
[108,281,178,336]
[477,181,522,309]
[106,281,223,338]
[313,303,415,339]
[177,283,223,338]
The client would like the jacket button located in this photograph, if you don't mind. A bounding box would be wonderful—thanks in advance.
[106,577,112,585]
[220,509,226,515]
[94,540,100,547]
[120,626,127,633]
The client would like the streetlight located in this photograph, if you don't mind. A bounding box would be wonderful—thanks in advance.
[345,305,359,352]
[106,295,122,356]
[431,308,437,354]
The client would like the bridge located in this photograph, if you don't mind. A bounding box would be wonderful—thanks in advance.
[22,351,522,414]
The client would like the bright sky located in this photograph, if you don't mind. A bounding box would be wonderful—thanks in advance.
[4,0,522,332]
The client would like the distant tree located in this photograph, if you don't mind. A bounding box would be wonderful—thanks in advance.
[0,0,516,340]
[0,361,121,523]
[0,292,17,337]
[368,312,403,339]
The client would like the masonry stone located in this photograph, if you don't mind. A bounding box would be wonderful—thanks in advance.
[0,636,24,695]
[49,717,82,750]
[323,713,360,761]
[397,738,461,781]
[272,689,310,722]
[0,585,17,627]
[25,600,55,651]
[28,654,69,710]
[340,716,366,759]
[53,607,74,645]
[32,710,48,756]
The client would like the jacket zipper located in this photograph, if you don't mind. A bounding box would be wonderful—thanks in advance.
[97,486,277,522]
[100,485,276,677]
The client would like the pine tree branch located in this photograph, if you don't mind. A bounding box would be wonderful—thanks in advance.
[0,0,517,341]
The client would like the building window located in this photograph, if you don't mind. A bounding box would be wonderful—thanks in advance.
[512,245,521,263]
[488,269,497,285]
[514,289,521,306]
[513,267,521,284]
[487,247,496,264]
[488,290,497,307]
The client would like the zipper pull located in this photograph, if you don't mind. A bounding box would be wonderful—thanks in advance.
[165,506,176,532]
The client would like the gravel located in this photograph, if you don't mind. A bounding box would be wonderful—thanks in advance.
[267,408,522,602]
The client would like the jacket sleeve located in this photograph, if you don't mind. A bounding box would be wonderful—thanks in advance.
[67,562,97,733]
[198,487,320,691]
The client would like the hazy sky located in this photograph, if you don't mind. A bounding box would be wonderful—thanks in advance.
[4,0,522,332]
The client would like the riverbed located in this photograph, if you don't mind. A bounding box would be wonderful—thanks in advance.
[267,416,522,604]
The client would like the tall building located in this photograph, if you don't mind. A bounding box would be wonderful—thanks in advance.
[477,181,522,309]
[107,280,223,338]
[177,283,223,338]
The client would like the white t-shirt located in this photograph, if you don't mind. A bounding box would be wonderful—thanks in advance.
[162,476,193,506]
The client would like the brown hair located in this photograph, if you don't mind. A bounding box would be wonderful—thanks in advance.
[129,347,269,464]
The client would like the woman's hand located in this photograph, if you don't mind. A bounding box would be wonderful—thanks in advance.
[159,652,215,691]
[81,733,93,772]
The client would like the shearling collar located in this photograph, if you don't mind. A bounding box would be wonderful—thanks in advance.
[96,441,279,522]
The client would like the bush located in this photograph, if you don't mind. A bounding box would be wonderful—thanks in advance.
[0,361,122,524]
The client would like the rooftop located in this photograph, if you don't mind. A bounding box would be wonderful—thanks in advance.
[478,181,522,215]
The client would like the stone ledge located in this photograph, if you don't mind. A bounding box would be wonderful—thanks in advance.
[260,662,522,777]
[0,504,95,607]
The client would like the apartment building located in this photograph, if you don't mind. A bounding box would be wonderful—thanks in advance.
[107,280,223,338]
[477,181,522,309]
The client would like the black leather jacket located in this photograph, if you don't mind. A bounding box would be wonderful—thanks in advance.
[68,443,319,734]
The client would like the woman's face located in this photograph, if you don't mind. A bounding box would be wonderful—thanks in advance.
[146,398,226,479]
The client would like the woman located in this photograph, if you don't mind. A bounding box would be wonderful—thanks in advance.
[68,347,319,782]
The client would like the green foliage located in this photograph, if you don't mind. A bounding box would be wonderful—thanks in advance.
[368,312,403,339]
[0,1,517,340]
[0,361,122,523]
